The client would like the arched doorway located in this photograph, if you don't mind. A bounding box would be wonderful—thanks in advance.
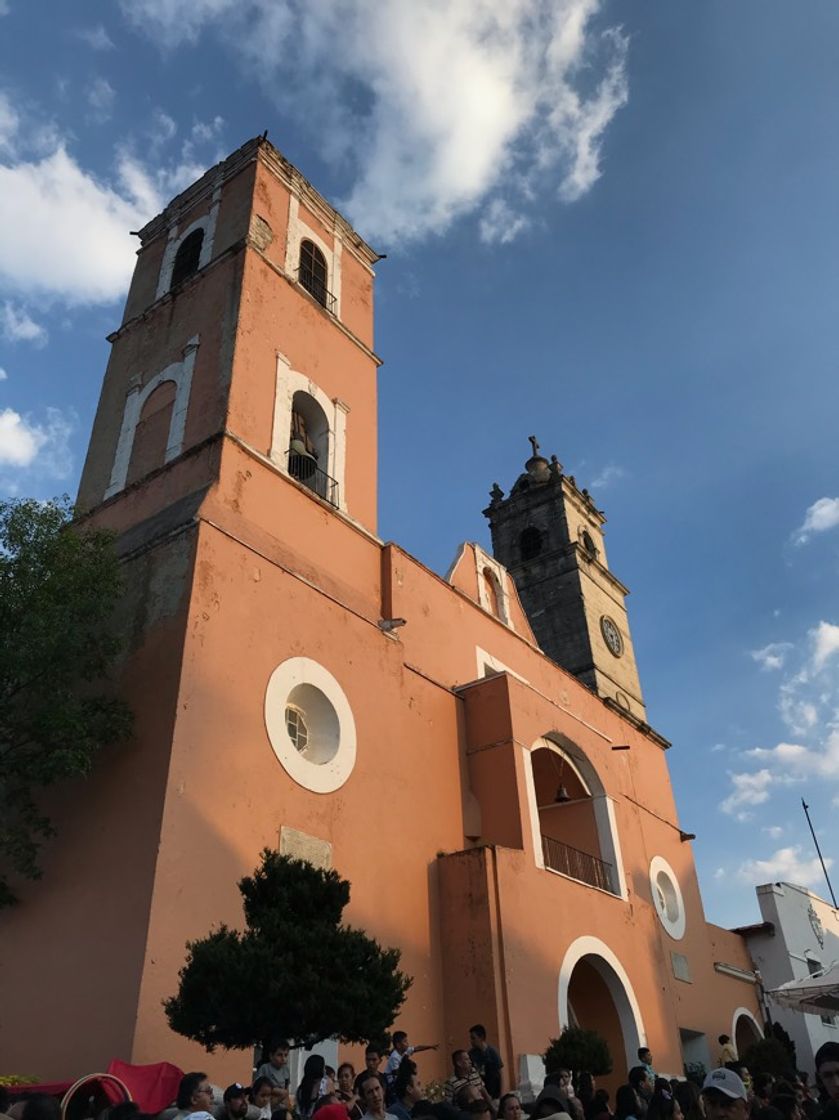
[559,937,645,1080]
[732,1008,762,1058]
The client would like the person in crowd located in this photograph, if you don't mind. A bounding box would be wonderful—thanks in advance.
[646,1093,682,1120]
[816,1043,839,1108]
[588,1091,612,1120]
[718,1038,738,1068]
[358,1075,398,1120]
[257,1043,291,1103]
[576,1075,595,1118]
[614,1087,642,1120]
[768,1087,802,1120]
[469,1026,504,1101]
[19,1099,60,1120]
[534,1085,574,1120]
[672,1080,701,1120]
[337,1064,363,1120]
[177,1074,217,1118]
[217,1085,248,1120]
[627,1071,651,1118]
[638,1052,656,1087]
[459,1101,492,1120]
[312,1105,350,1120]
[385,1032,439,1091]
[356,1050,388,1098]
[701,1069,749,1120]
[250,1079,274,1120]
[446,1053,490,1106]
[299,1059,332,1120]
[753,1076,775,1111]
[390,1063,423,1120]
[498,1095,523,1120]
[725,1068,752,1103]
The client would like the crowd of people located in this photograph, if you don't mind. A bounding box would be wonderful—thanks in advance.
[3,1032,839,1120]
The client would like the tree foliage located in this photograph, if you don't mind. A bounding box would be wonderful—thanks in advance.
[165,850,412,1052]
[545,1027,613,1077]
[0,496,133,907]
[742,1036,795,1080]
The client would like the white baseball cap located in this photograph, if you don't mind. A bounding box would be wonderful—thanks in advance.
[702,1069,747,1100]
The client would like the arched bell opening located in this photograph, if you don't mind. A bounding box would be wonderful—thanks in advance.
[289,391,331,500]
[531,738,621,895]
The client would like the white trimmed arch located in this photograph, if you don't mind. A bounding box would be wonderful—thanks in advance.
[731,1007,762,1051]
[271,352,348,511]
[156,187,221,299]
[525,735,627,897]
[105,337,199,499]
[559,935,646,1069]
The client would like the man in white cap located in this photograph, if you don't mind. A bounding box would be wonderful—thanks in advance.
[701,1068,749,1120]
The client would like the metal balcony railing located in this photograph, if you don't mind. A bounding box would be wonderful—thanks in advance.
[298,271,337,313]
[287,451,339,507]
[541,834,617,895]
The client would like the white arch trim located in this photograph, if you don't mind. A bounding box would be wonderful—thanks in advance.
[474,545,512,626]
[284,194,343,317]
[105,337,199,499]
[528,737,627,898]
[270,352,348,512]
[156,179,222,299]
[731,1007,762,1048]
[558,936,646,1069]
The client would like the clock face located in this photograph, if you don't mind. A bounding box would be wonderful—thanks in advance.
[601,616,624,657]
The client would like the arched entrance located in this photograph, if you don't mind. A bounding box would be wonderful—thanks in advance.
[732,1008,762,1058]
[559,937,645,1078]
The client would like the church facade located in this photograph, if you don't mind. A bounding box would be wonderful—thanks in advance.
[1,137,762,1088]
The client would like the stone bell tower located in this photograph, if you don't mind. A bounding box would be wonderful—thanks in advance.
[484,438,646,720]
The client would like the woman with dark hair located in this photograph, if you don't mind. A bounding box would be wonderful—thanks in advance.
[672,1080,701,1120]
[577,1075,596,1118]
[646,1093,682,1120]
[498,1095,523,1120]
[298,1057,328,1120]
[615,1088,642,1120]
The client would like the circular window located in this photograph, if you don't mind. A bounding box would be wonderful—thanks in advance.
[600,615,624,657]
[265,658,356,793]
[649,856,685,940]
[580,529,597,558]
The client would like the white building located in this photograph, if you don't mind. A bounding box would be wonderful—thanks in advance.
[737,882,839,1074]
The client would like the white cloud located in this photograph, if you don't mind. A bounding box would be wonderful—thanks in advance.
[737,845,832,888]
[751,642,793,672]
[0,368,7,381]
[76,25,116,50]
[762,825,784,839]
[812,621,839,672]
[591,464,626,489]
[0,1,9,15]
[149,109,177,149]
[0,407,74,480]
[721,769,774,816]
[479,197,530,245]
[747,730,839,780]
[86,77,116,123]
[1,302,47,345]
[121,0,629,245]
[191,116,224,143]
[711,742,727,753]
[794,497,839,546]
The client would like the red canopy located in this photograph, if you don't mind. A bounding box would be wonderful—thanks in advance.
[106,1060,184,1114]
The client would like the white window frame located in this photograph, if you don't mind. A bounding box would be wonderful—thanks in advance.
[270,351,349,512]
[105,337,199,499]
[284,194,343,318]
[156,180,222,299]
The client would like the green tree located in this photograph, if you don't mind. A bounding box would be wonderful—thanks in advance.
[165,850,412,1052]
[0,496,133,908]
[742,1037,795,1080]
[545,1027,613,1077]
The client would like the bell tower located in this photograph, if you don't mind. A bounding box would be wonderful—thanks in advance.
[484,438,646,720]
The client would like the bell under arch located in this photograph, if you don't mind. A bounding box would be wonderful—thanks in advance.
[529,735,625,897]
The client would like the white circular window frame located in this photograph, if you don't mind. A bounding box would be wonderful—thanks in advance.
[649,855,686,940]
[265,657,356,793]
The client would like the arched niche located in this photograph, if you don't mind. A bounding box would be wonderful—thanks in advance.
[125,379,176,487]
[528,735,625,897]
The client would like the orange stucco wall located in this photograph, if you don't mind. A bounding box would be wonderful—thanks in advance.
[0,139,762,1088]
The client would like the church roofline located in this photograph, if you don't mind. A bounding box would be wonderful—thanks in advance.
[135,135,381,269]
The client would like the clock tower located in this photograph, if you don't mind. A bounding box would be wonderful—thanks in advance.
[484,438,646,720]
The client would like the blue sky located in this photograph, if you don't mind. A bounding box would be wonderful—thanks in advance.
[1,1,838,929]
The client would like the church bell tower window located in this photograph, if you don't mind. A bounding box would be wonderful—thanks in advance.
[299,239,330,309]
[170,228,204,290]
